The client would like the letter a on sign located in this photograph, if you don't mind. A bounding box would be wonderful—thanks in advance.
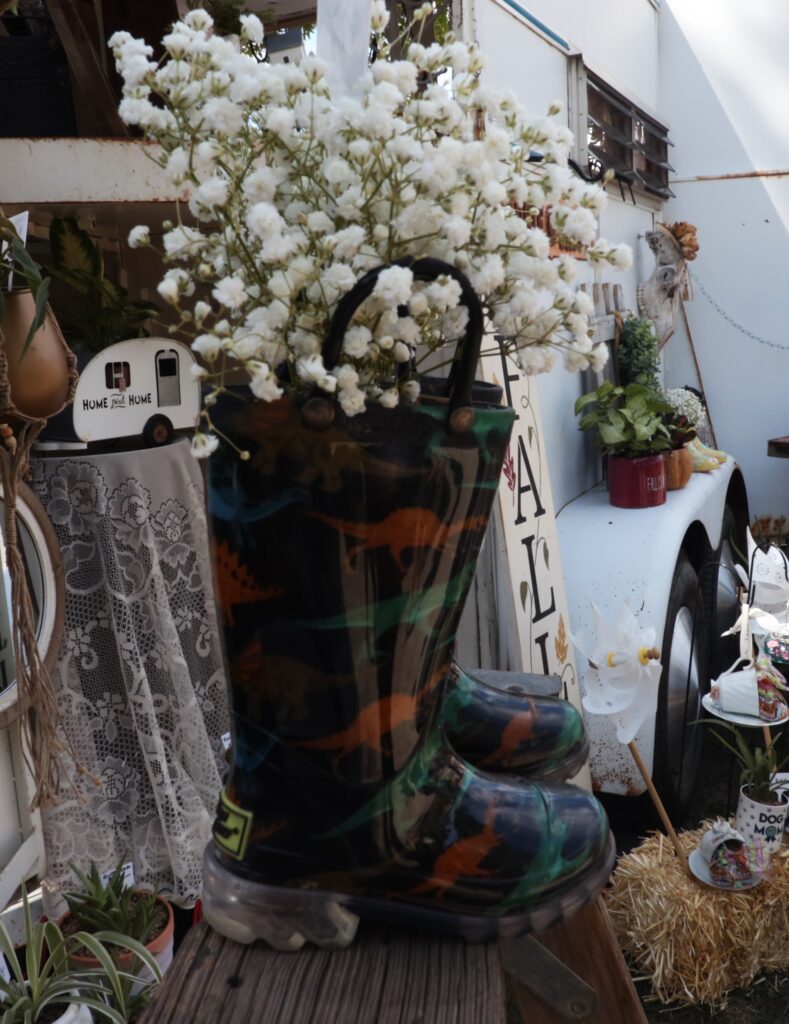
[480,339,590,788]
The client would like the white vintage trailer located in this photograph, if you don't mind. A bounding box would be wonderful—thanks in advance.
[454,0,750,812]
[73,338,200,446]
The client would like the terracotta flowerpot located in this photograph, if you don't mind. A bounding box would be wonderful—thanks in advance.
[1,288,72,419]
[60,894,174,979]
[665,447,693,490]
[734,785,789,857]
[607,454,666,509]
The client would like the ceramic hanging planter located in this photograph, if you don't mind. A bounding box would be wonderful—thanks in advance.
[734,785,789,857]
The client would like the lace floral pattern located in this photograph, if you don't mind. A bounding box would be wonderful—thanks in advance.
[32,440,229,913]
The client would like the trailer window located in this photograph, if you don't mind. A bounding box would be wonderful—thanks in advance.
[584,72,674,201]
[106,362,131,390]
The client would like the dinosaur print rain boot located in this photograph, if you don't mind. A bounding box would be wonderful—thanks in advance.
[439,664,589,780]
[201,260,615,949]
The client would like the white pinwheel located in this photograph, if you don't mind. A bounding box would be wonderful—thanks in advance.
[572,602,662,744]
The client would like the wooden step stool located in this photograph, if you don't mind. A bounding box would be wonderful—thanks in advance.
[140,898,645,1024]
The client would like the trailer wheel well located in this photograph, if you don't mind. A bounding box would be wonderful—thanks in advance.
[679,520,709,576]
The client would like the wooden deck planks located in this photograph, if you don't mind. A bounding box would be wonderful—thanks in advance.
[140,921,505,1024]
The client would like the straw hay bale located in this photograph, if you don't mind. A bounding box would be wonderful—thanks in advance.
[606,823,789,1007]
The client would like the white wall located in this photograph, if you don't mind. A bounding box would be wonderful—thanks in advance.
[484,0,660,111]
[662,1,789,518]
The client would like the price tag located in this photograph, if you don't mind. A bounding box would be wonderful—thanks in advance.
[101,862,135,888]
[221,732,232,751]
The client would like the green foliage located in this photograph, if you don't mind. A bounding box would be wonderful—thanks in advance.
[617,315,660,389]
[46,219,158,354]
[705,722,789,804]
[574,381,673,459]
[65,861,160,947]
[0,887,161,1024]
[0,217,51,358]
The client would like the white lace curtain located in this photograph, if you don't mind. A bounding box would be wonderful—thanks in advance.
[31,440,229,914]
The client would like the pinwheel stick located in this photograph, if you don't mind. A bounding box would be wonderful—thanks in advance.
[627,739,692,879]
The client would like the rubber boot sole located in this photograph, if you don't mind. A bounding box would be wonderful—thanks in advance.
[201,835,616,950]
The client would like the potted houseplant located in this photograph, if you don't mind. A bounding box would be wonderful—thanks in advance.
[615,314,660,388]
[708,722,789,857]
[661,387,702,491]
[0,887,161,1024]
[575,381,672,508]
[108,5,631,945]
[45,218,159,357]
[60,863,174,981]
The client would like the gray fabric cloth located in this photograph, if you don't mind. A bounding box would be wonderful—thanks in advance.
[31,439,229,912]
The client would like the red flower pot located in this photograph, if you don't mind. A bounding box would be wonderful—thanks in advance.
[607,454,666,509]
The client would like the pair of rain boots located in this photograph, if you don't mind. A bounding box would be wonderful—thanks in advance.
[202,389,613,951]
[201,258,614,950]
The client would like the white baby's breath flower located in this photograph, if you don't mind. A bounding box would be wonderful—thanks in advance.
[213,276,247,309]
[191,433,219,459]
[373,266,413,307]
[192,334,221,360]
[339,387,366,417]
[343,325,373,359]
[379,388,399,409]
[128,225,150,249]
[112,8,630,443]
[239,13,264,44]
[370,0,390,32]
[246,202,285,239]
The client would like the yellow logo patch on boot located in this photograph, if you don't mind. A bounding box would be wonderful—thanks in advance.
[213,790,253,860]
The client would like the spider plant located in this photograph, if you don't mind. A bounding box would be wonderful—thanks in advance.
[0,887,162,1024]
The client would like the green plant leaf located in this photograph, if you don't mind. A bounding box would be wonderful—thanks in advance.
[10,237,42,289]
[20,277,50,359]
[542,543,549,570]
[50,218,103,283]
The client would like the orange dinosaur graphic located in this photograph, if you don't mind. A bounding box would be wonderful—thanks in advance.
[478,708,537,769]
[230,645,361,720]
[406,810,502,898]
[308,509,490,570]
[251,819,287,844]
[293,694,418,768]
[289,664,448,768]
[213,541,283,625]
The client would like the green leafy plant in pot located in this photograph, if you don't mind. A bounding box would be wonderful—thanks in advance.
[574,381,672,508]
[616,314,660,388]
[45,218,158,356]
[0,886,161,1024]
[60,862,174,982]
[708,722,789,857]
[661,387,702,491]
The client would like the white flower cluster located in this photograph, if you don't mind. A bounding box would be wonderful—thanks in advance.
[663,387,704,426]
[110,4,631,452]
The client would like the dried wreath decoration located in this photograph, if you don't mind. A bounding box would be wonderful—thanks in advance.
[110,3,631,457]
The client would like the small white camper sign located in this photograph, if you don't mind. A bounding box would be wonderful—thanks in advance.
[73,338,200,446]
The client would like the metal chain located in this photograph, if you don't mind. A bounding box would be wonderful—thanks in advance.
[689,269,789,351]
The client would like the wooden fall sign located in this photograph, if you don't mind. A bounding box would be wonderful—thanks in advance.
[479,338,592,789]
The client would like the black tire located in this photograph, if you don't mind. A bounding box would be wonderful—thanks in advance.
[143,414,173,447]
[701,506,742,678]
[653,551,706,820]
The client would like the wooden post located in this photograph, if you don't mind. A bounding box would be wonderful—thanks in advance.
[628,739,691,879]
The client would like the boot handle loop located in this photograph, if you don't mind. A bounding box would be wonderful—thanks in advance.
[322,257,483,434]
